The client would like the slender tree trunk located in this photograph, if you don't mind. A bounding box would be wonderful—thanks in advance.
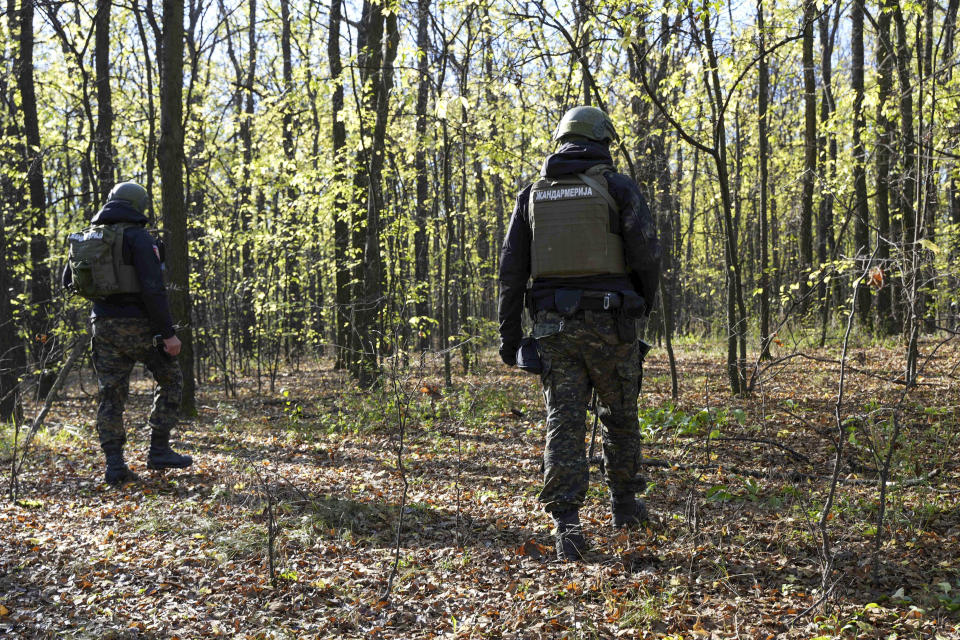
[414,0,432,352]
[893,4,919,381]
[18,0,51,359]
[457,49,472,375]
[943,0,960,63]
[350,0,383,379]
[353,3,398,386]
[441,122,453,388]
[1,2,25,421]
[577,0,591,105]
[238,0,258,362]
[657,143,678,399]
[686,115,702,333]
[799,0,816,309]
[0,208,23,422]
[279,0,302,352]
[484,12,507,296]
[702,8,747,394]
[132,4,157,200]
[817,6,838,345]
[875,3,894,333]
[920,0,936,332]
[852,0,871,327]
[757,0,771,360]
[328,0,350,368]
[94,0,114,200]
[158,0,196,415]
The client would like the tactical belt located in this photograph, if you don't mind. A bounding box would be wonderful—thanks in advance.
[580,291,622,310]
[531,290,622,313]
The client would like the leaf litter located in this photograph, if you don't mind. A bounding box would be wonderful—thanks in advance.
[1,342,959,638]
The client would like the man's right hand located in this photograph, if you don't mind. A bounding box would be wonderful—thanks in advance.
[163,335,182,356]
[499,343,517,366]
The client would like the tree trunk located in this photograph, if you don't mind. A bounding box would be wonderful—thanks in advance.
[279,0,302,352]
[702,9,747,395]
[328,0,350,368]
[441,121,453,388]
[18,0,51,359]
[799,0,816,309]
[817,5,838,345]
[352,2,399,386]
[413,0,432,352]
[457,49,472,375]
[349,0,384,379]
[238,0,258,361]
[851,0,871,327]
[158,0,196,415]
[0,207,23,422]
[875,2,894,333]
[577,0,591,105]
[132,3,157,200]
[919,0,936,332]
[1,2,24,422]
[94,0,114,200]
[657,144,678,400]
[893,4,919,381]
[757,0,771,360]
[484,9,507,307]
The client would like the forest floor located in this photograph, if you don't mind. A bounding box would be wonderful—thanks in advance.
[1,337,959,639]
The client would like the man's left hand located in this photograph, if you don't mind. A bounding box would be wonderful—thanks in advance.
[499,343,517,366]
[163,335,182,356]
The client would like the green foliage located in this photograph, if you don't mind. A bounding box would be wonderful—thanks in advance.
[1,0,957,400]
[639,403,745,439]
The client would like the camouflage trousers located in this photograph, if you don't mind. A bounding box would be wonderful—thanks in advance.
[91,317,182,450]
[534,309,644,513]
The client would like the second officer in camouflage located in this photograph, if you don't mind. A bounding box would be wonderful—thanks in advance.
[64,182,193,485]
[498,107,662,560]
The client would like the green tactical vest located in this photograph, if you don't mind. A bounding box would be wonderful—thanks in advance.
[67,223,141,300]
[529,164,627,279]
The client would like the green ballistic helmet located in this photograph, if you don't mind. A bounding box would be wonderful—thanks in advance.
[552,106,617,143]
[107,181,151,215]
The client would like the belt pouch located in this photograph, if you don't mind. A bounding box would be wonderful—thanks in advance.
[554,289,582,316]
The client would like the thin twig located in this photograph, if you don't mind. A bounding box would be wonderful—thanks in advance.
[382,331,426,600]
[818,247,877,609]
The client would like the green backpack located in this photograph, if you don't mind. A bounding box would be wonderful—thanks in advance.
[67,223,141,300]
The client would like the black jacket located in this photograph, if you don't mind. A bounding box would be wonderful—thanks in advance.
[497,140,662,350]
[62,201,176,338]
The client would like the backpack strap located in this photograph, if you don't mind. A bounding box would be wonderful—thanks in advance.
[577,168,620,234]
[111,223,141,293]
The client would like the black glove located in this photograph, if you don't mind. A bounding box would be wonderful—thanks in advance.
[499,342,518,366]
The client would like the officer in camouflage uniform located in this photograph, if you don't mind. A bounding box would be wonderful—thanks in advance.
[498,107,662,560]
[64,182,192,485]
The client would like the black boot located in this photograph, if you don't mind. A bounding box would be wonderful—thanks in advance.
[611,494,649,529]
[551,509,587,561]
[147,429,193,470]
[103,443,140,485]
